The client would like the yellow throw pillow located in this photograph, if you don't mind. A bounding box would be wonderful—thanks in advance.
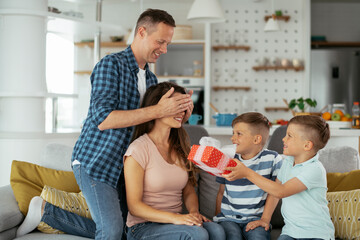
[327,189,360,239]
[327,170,360,192]
[38,185,91,234]
[10,160,80,215]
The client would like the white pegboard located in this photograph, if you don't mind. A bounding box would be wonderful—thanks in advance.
[210,0,306,122]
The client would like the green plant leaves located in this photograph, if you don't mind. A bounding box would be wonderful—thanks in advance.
[288,97,317,112]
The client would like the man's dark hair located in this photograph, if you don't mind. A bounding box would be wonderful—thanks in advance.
[135,9,176,35]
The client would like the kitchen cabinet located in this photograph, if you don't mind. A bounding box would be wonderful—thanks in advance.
[154,40,205,78]
[311,41,360,49]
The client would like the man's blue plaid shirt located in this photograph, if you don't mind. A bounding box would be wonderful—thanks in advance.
[72,46,158,188]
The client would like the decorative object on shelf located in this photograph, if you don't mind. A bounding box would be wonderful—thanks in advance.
[212,113,237,126]
[253,57,304,71]
[110,36,124,42]
[212,86,251,91]
[172,25,193,40]
[62,10,83,18]
[264,0,281,32]
[48,7,61,14]
[193,60,202,76]
[187,0,225,23]
[252,66,304,71]
[288,97,318,116]
[264,14,280,32]
[212,45,250,51]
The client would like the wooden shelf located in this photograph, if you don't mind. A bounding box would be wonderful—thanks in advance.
[75,41,128,48]
[157,75,204,78]
[212,45,251,51]
[74,71,92,75]
[252,66,304,71]
[311,41,360,49]
[265,107,289,112]
[212,86,251,91]
[264,15,290,22]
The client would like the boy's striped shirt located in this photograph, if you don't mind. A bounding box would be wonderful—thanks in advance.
[214,149,282,223]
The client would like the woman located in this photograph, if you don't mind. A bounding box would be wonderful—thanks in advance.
[17,82,224,240]
[124,82,225,240]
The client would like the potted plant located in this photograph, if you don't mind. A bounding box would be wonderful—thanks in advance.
[288,97,318,116]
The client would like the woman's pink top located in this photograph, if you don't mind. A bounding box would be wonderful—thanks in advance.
[124,134,188,227]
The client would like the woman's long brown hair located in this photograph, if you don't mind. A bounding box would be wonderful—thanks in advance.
[131,82,197,185]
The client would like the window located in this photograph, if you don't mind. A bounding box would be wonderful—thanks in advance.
[45,33,79,133]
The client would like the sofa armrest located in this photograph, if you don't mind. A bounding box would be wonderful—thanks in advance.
[0,185,24,232]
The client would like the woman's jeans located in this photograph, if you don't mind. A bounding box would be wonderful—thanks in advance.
[218,220,271,240]
[278,235,324,240]
[41,164,127,240]
[127,221,226,240]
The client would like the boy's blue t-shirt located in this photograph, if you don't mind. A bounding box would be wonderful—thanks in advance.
[214,149,282,223]
[277,154,335,239]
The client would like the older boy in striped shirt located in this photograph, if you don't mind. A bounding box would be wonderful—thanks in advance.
[214,112,282,240]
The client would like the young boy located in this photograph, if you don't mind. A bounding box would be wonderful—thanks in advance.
[214,112,283,240]
[224,115,335,240]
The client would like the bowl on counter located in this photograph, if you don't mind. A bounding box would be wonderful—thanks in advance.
[326,121,352,129]
[212,113,237,126]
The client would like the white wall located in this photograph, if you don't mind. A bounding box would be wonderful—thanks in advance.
[210,0,310,123]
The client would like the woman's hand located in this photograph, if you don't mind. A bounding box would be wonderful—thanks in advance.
[172,213,203,226]
[189,211,211,223]
[245,219,270,232]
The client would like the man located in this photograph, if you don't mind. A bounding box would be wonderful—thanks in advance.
[16,9,193,240]
[70,8,193,240]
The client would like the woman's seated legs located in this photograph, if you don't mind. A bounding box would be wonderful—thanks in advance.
[202,221,226,240]
[127,222,210,240]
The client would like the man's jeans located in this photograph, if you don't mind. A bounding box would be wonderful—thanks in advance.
[219,220,271,240]
[42,164,127,240]
[127,221,226,240]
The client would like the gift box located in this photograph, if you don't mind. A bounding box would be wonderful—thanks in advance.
[188,145,237,177]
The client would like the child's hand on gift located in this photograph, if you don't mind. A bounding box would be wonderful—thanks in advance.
[245,219,270,232]
[222,158,247,181]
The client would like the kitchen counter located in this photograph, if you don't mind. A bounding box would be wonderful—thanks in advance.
[202,125,360,152]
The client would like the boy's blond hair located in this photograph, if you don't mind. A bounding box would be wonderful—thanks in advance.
[232,112,270,146]
[288,115,330,151]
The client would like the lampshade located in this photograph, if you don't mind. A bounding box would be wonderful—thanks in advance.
[264,15,280,32]
[187,0,225,23]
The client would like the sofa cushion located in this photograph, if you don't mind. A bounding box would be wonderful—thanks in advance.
[198,169,219,219]
[38,185,91,234]
[327,169,360,192]
[327,189,360,239]
[0,185,24,232]
[38,143,73,171]
[10,160,79,215]
[318,146,360,173]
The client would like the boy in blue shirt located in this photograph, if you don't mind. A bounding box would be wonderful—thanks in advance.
[225,115,335,240]
[214,112,283,240]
